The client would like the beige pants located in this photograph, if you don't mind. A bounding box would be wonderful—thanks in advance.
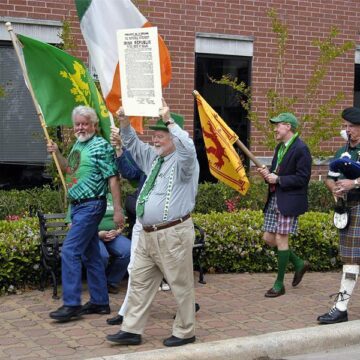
[122,218,195,338]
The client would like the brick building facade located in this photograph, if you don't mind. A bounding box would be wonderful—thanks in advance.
[1,0,360,184]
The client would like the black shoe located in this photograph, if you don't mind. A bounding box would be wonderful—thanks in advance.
[292,261,311,287]
[173,303,201,319]
[317,307,348,324]
[265,286,285,298]
[106,330,141,345]
[163,335,196,347]
[49,305,82,322]
[80,301,110,315]
[106,314,123,325]
[108,284,120,294]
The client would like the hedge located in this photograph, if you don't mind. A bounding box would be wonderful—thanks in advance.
[0,180,334,220]
[193,210,340,273]
[0,217,40,294]
[0,210,340,294]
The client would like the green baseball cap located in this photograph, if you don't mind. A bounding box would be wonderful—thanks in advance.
[149,112,184,131]
[270,112,299,129]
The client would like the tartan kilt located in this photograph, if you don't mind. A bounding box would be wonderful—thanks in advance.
[339,202,360,264]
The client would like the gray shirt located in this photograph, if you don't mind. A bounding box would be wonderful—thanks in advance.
[121,123,199,226]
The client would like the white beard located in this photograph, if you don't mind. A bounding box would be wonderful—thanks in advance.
[154,146,164,156]
[76,132,95,142]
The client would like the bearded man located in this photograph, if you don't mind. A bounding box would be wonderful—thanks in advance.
[47,105,123,322]
[106,100,200,347]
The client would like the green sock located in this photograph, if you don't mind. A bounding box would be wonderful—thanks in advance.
[274,249,290,290]
[288,250,304,272]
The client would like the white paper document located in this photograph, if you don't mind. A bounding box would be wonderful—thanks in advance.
[117,27,162,117]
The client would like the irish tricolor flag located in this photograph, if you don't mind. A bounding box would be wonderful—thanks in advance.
[74,0,172,131]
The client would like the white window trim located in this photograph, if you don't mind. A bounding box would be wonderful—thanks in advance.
[195,32,253,57]
[356,46,360,64]
[0,17,62,43]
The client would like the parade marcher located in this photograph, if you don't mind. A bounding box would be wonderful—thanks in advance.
[106,100,199,347]
[106,133,146,326]
[257,112,312,298]
[47,105,123,322]
[318,107,360,324]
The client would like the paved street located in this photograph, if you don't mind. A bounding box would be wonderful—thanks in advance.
[1,271,359,359]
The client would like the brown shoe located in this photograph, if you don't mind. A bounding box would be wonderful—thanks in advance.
[292,261,310,287]
[265,286,285,298]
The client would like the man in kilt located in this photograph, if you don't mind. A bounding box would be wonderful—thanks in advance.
[318,107,360,324]
[257,113,312,298]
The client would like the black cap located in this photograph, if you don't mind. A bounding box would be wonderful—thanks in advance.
[342,107,360,125]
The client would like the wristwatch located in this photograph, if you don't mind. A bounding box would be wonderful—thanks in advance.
[354,178,360,189]
[165,119,174,126]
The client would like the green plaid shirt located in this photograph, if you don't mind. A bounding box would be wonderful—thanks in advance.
[65,135,117,201]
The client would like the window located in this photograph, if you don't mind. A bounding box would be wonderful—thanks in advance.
[194,33,252,183]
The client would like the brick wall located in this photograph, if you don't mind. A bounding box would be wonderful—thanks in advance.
[1,0,360,178]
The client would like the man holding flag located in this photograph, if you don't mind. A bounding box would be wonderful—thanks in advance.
[47,105,123,322]
[257,113,312,298]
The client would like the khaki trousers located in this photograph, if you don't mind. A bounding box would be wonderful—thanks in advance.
[122,218,195,338]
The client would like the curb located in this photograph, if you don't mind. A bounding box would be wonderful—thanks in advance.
[89,320,360,360]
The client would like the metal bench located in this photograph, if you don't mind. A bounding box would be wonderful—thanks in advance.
[37,212,206,299]
[37,212,68,299]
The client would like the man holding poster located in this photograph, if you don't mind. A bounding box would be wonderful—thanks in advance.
[106,101,199,347]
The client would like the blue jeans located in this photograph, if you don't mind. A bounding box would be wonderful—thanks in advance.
[62,199,108,306]
[99,235,131,287]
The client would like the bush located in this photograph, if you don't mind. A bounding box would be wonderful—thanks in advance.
[193,210,340,273]
[0,217,41,294]
[0,186,64,220]
[195,180,334,214]
[0,210,341,294]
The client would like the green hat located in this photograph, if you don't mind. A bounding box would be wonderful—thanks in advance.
[149,112,184,131]
[270,112,299,129]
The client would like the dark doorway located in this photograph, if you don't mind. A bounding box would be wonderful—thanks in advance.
[194,53,251,183]
[355,64,360,107]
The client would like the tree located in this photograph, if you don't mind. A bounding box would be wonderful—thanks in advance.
[212,9,355,158]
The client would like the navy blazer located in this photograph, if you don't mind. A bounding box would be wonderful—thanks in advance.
[265,137,312,217]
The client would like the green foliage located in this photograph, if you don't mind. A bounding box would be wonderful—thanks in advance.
[0,186,64,220]
[59,16,77,52]
[195,180,333,214]
[211,8,355,158]
[193,210,340,273]
[0,217,41,294]
[0,85,5,97]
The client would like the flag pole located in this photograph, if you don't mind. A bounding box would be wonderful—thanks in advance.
[5,22,68,202]
[192,90,265,169]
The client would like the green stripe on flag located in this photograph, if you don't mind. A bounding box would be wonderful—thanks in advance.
[18,34,111,141]
[74,0,92,21]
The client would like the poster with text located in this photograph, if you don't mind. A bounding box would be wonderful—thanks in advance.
[117,27,162,117]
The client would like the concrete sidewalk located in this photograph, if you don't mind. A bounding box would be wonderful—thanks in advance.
[1,271,359,359]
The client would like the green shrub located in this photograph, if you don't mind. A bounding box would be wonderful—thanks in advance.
[0,217,41,294]
[195,180,334,214]
[193,210,340,273]
[0,210,341,294]
[0,186,64,219]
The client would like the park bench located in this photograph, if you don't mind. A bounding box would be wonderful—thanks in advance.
[38,212,206,298]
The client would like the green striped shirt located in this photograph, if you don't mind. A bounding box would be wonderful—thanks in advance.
[66,135,117,201]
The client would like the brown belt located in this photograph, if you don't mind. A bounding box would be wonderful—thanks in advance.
[143,214,191,233]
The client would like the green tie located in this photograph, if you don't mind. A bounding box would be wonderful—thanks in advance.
[136,156,164,217]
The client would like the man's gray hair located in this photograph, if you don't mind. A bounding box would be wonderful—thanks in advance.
[72,106,99,125]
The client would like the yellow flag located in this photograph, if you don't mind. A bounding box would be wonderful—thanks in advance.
[194,91,250,195]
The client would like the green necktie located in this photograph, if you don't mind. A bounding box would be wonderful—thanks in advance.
[136,156,164,217]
